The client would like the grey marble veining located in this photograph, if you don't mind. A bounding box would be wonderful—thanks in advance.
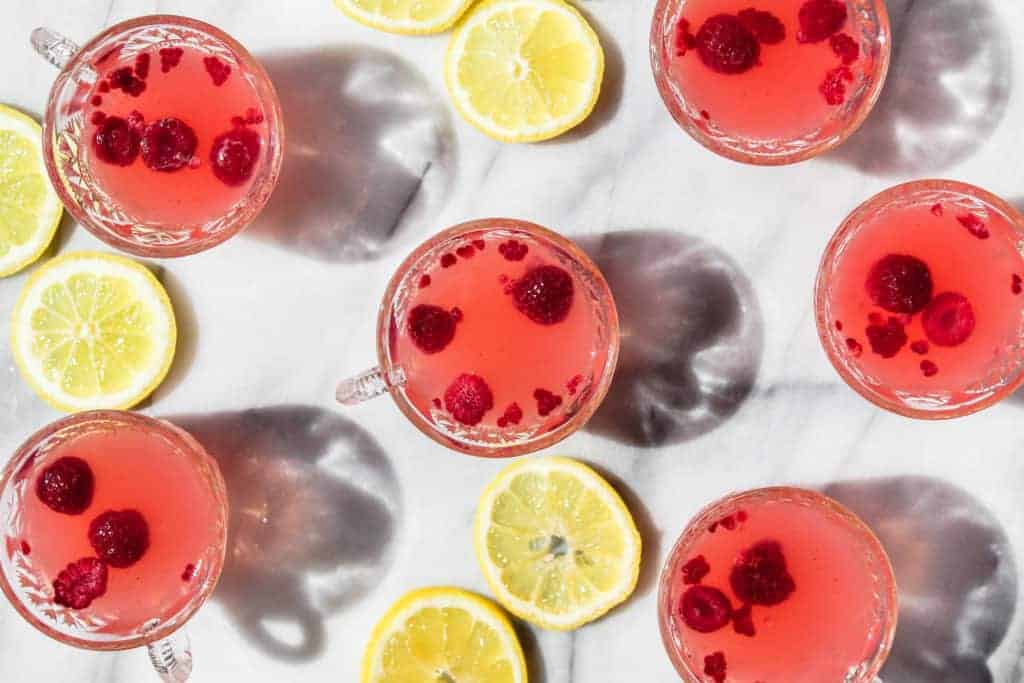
[3,0,1024,681]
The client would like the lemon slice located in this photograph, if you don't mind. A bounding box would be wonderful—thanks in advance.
[445,0,604,142]
[361,586,527,683]
[11,252,176,412]
[0,104,62,277]
[475,456,641,630]
[334,0,475,34]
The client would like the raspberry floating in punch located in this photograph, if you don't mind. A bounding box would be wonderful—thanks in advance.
[816,180,1024,418]
[650,0,891,164]
[337,219,620,457]
[659,487,897,682]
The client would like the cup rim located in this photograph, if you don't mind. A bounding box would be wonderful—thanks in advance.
[374,218,620,457]
[41,14,285,258]
[656,486,898,682]
[648,0,892,165]
[0,410,228,650]
[814,178,1024,419]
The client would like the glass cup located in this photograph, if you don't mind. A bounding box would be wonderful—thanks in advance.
[31,15,284,257]
[337,218,619,457]
[649,0,890,165]
[0,411,228,681]
[815,180,1024,418]
[658,487,897,682]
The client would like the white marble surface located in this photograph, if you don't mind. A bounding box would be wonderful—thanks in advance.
[3,0,1024,681]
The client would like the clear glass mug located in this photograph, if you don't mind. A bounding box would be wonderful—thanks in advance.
[31,15,284,257]
[649,0,890,164]
[815,180,1024,418]
[658,487,897,682]
[337,218,620,457]
[0,411,228,681]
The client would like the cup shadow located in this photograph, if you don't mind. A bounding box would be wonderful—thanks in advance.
[825,476,1017,683]
[248,46,455,263]
[827,0,1011,176]
[169,405,402,662]
[580,230,763,447]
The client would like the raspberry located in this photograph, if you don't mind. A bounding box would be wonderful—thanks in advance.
[497,402,524,428]
[210,127,261,186]
[737,8,786,44]
[704,652,727,683]
[1015,274,1023,295]
[921,360,939,377]
[830,32,860,64]
[441,253,457,268]
[88,509,150,568]
[498,240,529,261]
[680,585,733,633]
[456,245,475,259]
[567,374,584,395]
[533,388,563,417]
[866,316,908,358]
[159,47,184,73]
[720,514,736,531]
[473,239,486,251]
[696,14,760,75]
[203,56,231,86]
[53,557,108,609]
[93,116,140,166]
[674,18,698,56]
[733,603,756,636]
[134,52,150,79]
[443,374,494,426]
[408,304,459,354]
[835,320,843,331]
[107,66,145,96]
[181,563,196,582]
[846,337,863,357]
[910,340,930,355]
[141,117,198,172]
[922,292,975,347]
[931,203,944,217]
[820,65,853,105]
[513,265,574,325]
[730,540,796,606]
[797,0,847,43]
[865,254,933,314]
[20,540,31,555]
[681,555,710,585]
[957,213,990,239]
[36,457,94,515]
[418,275,431,289]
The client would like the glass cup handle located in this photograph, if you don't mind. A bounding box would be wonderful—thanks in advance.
[336,366,406,406]
[145,628,193,682]
[31,27,80,70]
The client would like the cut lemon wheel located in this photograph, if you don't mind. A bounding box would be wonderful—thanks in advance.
[0,104,62,277]
[11,252,177,412]
[445,0,604,142]
[361,587,527,683]
[334,0,475,34]
[475,456,641,630]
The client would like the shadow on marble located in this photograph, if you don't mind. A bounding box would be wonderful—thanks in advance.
[586,461,661,599]
[170,405,402,662]
[580,230,763,447]
[515,622,549,683]
[248,46,454,263]
[825,476,1016,683]
[548,7,624,143]
[826,0,1010,176]
[150,268,197,402]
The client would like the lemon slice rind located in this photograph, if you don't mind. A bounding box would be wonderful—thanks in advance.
[334,0,476,35]
[445,0,605,143]
[11,251,176,412]
[361,586,527,683]
[0,104,62,277]
[474,456,641,631]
